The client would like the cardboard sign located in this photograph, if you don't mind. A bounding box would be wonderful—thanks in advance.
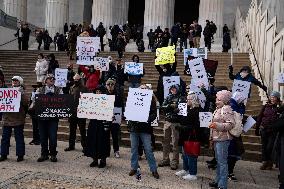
[151,109,159,127]
[124,88,153,122]
[184,48,208,64]
[124,62,144,75]
[77,93,115,121]
[55,68,68,87]
[155,46,175,65]
[0,88,21,112]
[163,76,180,99]
[94,57,109,71]
[243,116,256,132]
[232,80,251,100]
[278,73,284,84]
[178,103,187,116]
[76,37,100,65]
[199,112,213,128]
[35,94,74,119]
[113,107,122,124]
[189,84,207,109]
[188,58,209,89]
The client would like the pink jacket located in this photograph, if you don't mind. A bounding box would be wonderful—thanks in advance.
[210,105,235,142]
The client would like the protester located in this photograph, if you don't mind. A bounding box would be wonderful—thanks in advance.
[64,23,69,34]
[0,76,29,162]
[43,30,52,50]
[128,84,159,179]
[175,91,202,181]
[162,28,171,47]
[47,53,59,75]
[53,32,60,51]
[67,25,77,60]
[96,22,106,51]
[209,90,234,189]
[192,20,202,48]
[115,32,126,58]
[136,39,145,52]
[147,29,155,50]
[171,23,181,47]
[203,22,212,51]
[35,53,49,84]
[79,65,100,92]
[21,23,31,50]
[255,91,281,170]
[180,24,188,50]
[126,55,144,88]
[36,74,63,162]
[63,64,75,94]
[223,30,231,52]
[36,29,43,50]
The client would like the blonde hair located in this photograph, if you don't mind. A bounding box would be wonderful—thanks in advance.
[187,91,200,108]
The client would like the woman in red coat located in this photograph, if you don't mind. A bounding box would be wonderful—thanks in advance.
[79,65,100,92]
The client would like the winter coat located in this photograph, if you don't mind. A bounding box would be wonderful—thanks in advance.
[229,99,245,115]
[210,105,235,142]
[256,103,279,131]
[48,59,59,74]
[35,59,49,82]
[2,87,29,127]
[193,24,202,37]
[79,66,100,91]
[105,85,124,109]
[69,83,88,117]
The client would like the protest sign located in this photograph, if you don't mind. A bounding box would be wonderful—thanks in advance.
[199,112,213,128]
[189,84,207,109]
[113,107,122,124]
[155,46,175,65]
[278,73,284,84]
[163,76,180,98]
[0,88,21,112]
[184,48,208,65]
[124,88,153,122]
[232,80,251,99]
[151,109,159,127]
[77,93,115,121]
[35,94,74,119]
[185,56,218,78]
[188,58,209,89]
[243,116,256,132]
[124,62,144,75]
[76,37,100,65]
[55,68,68,87]
[178,103,187,116]
[93,57,109,71]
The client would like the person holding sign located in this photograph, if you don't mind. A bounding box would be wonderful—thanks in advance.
[126,55,144,88]
[208,90,235,189]
[0,76,29,162]
[79,65,100,92]
[36,74,63,163]
[128,84,159,179]
[175,91,202,181]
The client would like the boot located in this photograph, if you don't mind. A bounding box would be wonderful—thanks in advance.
[37,155,49,162]
[17,156,24,162]
[98,159,106,168]
[206,158,217,166]
[0,156,7,162]
[50,155,57,162]
[158,159,170,167]
[90,158,98,167]
[260,161,268,170]
[152,171,160,179]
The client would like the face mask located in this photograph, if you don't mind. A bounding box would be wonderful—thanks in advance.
[240,72,249,78]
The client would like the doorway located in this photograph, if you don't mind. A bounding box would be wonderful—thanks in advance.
[174,0,200,25]
[128,0,145,25]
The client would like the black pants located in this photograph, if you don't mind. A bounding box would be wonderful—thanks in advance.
[37,42,42,50]
[204,37,211,51]
[100,37,104,51]
[117,50,123,58]
[279,134,284,185]
[32,118,40,143]
[110,123,120,153]
[18,38,22,50]
[38,120,58,156]
[68,117,86,149]
[260,129,276,161]
[228,156,238,174]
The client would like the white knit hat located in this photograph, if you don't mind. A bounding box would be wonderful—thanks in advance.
[12,76,24,85]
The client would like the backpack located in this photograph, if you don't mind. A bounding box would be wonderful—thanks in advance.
[221,107,243,137]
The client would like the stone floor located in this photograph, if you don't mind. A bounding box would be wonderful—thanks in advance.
[0,138,280,189]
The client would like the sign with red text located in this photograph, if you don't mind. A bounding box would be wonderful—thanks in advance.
[0,88,21,112]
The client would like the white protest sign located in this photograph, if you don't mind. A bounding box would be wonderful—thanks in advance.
[199,112,213,128]
[124,88,153,122]
[54,68,68,87]
[113,107,122,124]
[278,73,284,84]
[243,116,256,132]
[184,48,208,65]
[0,88,21,112]
[163,76,180,99]
[232,80,251,100]
[76,37,100,65]
[151,109,159,127]
[189,84,207,109]
[124,62,144,75]
[178,103,187,116]
[77,93,115,121]
[188,58,209,89]
[94,57,109,71]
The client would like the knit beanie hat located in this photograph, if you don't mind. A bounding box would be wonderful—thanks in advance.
[216,90,232,104]
[270,91,281,99]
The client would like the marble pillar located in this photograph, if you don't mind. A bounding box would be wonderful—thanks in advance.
[92,0,115,28]
[4,0,27,21]
[199,0,224,38]
[45,0,69,37]
[144,0,175,37]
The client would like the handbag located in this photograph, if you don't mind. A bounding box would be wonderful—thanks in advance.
[183,129,200,157]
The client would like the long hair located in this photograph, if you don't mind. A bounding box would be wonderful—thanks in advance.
[187,91,200,108]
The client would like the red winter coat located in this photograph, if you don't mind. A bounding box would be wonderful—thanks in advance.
[80,65,100,91]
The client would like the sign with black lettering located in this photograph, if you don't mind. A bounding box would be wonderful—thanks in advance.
[35,94,74,119]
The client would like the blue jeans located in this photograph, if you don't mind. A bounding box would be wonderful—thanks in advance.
[38,120,58,156]
[215,140,230,189]
[1,125,25,156]
[182,147,197,175]
[130,132,157,172]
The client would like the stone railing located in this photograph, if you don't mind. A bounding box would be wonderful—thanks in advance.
[234,0,284,102]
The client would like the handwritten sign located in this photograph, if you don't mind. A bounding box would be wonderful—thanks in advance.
[189,84,207,109]
[232,80,251,100]
[184,48,208,65]
[188,58,209,89]
[113,107,122,124]
[151,109,159,127]
[0,88,21,112]
[243,116,256,132]
[124,88,153,122]
[124,62,144,75]
[155,46,175,65]
[77,93,115,121]
[93,57,109,71]
[278,73,284,84]
[76,37,100,65]
[35,94,74,119]
[178,103,187,116]
[163,76,180,98]
[199,112,213,128]
[54,68,68,87]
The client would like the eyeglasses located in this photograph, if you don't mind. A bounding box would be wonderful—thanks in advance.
[106,83,114,86]
[12,79,19,82]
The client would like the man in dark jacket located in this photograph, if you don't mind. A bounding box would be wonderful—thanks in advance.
[203,22,212,51]
[171,23,181,47]
[63,64,75,94]
[96,22,106,51]
[193,20,202,48]
[147,29,155,50]
[64,74,88,152]
[223,30,231,52]
[180,24,188,50]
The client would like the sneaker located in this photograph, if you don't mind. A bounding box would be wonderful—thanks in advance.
[228,173,238,182]
[37,156,49,162]
[98,159,106,168]
[170,162,178,170]
[182,174,197,181]
[50,156,57,162]
[158,159,170,167]
[175,170,187,176]
[128,170,137,176]
[0,156,7,162]
[152,171,160,179]
[17,156,24,162]
[64,147,75,152]
[114,151,120,158]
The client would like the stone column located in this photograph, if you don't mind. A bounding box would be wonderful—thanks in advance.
[199,0,224,38]
[112,0,129,26]
[4,0,27,21]
[92,0,115,28]
[45,0,69,38]
[144,0,175,38]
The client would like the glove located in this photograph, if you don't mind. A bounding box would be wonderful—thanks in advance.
[209,122,217,129]
[228,65,233,73]
[255,128,260,136]
[262,85,267,92]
